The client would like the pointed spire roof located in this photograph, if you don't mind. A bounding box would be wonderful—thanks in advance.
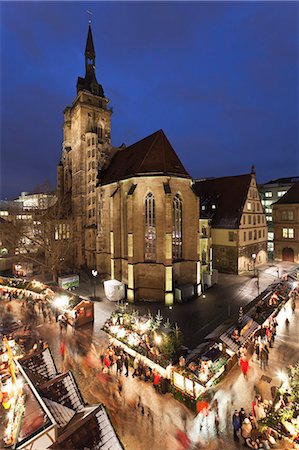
[100,130,190,184]
[85,25,95,58]
[77,24,105,98]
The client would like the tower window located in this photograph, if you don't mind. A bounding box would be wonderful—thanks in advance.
[173,194,183,260]
[144,192,156,261]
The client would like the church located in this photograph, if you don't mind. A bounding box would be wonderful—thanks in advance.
[57,24,201,304]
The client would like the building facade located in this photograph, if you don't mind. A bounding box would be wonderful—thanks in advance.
[259,177,299,261]
[57,25,200,303]
[273,181,299,264]
[194,168,268,275]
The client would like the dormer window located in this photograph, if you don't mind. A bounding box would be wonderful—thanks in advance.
[212,204,216,210]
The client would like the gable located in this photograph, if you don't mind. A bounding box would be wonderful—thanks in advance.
[100,129,190,185]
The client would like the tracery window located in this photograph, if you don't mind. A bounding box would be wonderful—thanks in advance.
[173,194,182,260]
[144,193,156,261]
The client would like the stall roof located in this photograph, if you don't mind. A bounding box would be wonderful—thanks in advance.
[50,405,123,450]
[219,315,260,353]
[40,371,85,412]
[2,362,57,450]
[19,347,58,385]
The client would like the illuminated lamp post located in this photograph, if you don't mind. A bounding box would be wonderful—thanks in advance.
[92,269,97,300]
[252,253,257,277]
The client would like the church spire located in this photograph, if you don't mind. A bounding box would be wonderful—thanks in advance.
[76,23,105,98]
[85,24,96,69]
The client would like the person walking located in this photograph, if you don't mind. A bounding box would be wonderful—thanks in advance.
[240,357,249,379]
[260,346,267,370]
[241,418,252,446]
[232,410,241,441]
[132,356,139,378]
[292,299,296,313]
[116,355,123,376]
[254,341,260,362]
[104,354,111,372]
[124,354,129,377]
[239,407,246,424]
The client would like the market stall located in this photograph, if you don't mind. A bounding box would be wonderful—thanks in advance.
[259,363,299,448]
[103,309,182,371]
[171,343,231,399]
[219,315,260,354]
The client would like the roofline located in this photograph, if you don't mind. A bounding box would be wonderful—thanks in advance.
[100,172,192,186]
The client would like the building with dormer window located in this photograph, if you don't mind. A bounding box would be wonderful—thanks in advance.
[193,167,268,274]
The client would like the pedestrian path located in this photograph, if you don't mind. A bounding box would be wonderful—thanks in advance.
[188,296,299,448]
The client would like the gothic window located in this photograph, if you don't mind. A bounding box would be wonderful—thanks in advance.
[173,194,182,260]
[144,193,156,261]
[97,126,103,140]
[123,194,128,258]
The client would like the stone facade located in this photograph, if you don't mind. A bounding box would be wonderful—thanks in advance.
[57,25,200,303]
[96,176,199,303]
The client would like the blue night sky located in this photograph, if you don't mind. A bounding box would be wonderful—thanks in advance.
[1,1,298,199]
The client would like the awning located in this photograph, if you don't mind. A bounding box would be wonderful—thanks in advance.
[219,315,260,353]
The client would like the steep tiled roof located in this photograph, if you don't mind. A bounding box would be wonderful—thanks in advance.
[193,174,251,228]
[274,181,299,205]
[100,129,190,184]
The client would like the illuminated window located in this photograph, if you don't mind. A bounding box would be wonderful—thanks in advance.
[278,191,287,197]
[265,192,272,198]
[283,228,294,239]
[173,194,183,260]
[247,202,251,210]
[202,205,206,210]
[144,193,156,261]
[211,204,216,210]
[54,223,70,240]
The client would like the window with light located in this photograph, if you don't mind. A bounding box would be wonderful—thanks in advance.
[173,194,182,260]
[144,193,156,261]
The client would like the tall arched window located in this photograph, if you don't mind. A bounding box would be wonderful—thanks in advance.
[173,194,182,260]
[145,193,156,261]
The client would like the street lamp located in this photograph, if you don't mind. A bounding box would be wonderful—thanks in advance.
[92,269,97,300]
[252,253,257,277]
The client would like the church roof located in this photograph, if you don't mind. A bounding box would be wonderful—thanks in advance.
[193,174,252,229]
[274,181,299,205]
[100,129,190,184]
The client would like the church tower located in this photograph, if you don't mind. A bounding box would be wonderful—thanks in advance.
[57,23,112,268]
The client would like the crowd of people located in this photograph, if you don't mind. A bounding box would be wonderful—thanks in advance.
[232,399,278,448]
[101,344,169,393]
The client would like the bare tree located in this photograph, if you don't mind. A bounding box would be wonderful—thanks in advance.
[0,194,74,281]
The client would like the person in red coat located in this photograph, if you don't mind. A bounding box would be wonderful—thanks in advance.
[240,356,249,379]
